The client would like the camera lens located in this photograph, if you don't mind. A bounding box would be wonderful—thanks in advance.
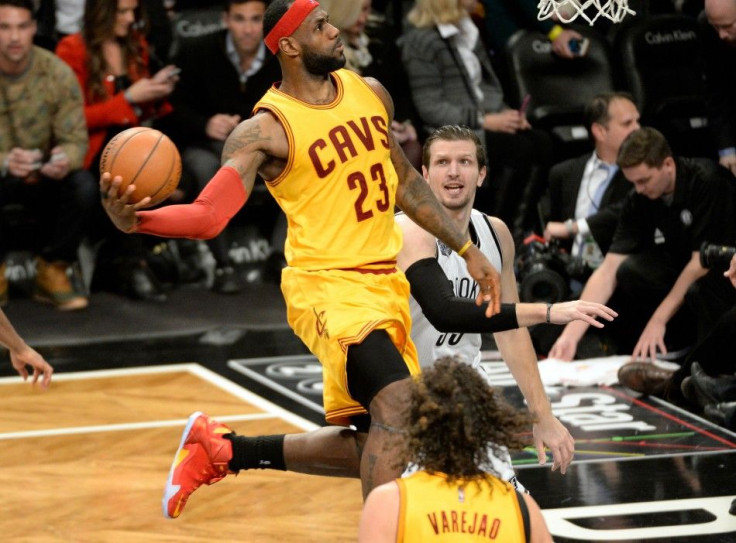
[520,268,569,304]
[699,242,736,269]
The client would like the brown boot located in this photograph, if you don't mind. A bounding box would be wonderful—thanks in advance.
[617,361,675,397]
[0,262,7,307]
[34,257,88,311]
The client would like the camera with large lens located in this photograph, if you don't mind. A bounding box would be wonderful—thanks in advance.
[516,235,590,304]
[700,241,736,269]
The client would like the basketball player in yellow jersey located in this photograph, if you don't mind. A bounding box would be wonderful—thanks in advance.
[99,0,503,519]
[358,357,552,543]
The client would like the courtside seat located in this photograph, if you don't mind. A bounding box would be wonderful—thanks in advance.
[505,26,616,159]
[611,14,716,158]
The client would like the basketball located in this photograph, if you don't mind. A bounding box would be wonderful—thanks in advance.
[100,127,182,208]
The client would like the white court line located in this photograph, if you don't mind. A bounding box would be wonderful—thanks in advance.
[0,413,277,441]
[543,496,736,540]
[0,362,197,384]
[0,363,319,440]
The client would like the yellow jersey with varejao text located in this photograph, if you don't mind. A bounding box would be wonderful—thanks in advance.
[253,69,402,271]
[397,471,529,543]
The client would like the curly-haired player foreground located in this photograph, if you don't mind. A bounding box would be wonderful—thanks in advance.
[358,356,552,542]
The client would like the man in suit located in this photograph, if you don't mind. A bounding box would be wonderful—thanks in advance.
[544,92,640,267]
[156,0,282,293]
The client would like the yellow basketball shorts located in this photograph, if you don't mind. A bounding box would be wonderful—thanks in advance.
[280,266,420,426]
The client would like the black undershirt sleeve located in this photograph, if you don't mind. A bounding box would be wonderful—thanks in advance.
[405,257,518,333]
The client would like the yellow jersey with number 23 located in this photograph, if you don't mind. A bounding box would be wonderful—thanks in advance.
[253,68,402,272]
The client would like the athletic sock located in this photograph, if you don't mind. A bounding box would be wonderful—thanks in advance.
[225,434,286,472]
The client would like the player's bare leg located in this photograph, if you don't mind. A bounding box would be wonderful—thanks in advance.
[359,377,412,499]
[283,427,363,477]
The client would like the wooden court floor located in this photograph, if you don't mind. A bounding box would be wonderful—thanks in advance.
[2,353,736,542]
[0,364,362,542]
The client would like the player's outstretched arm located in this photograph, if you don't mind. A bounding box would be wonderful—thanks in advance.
[365,77,501,315]
[398,213,617,334]
[518,300,617,329]
[100,113,282,238]
[490,217,574,474]
[0,309,53,389]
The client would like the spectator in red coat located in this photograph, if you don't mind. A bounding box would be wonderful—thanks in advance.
[56,0,179,302]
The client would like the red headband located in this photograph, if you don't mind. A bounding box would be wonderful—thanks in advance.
[264,0,320,54]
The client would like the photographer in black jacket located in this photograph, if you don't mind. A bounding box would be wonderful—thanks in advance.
[550,127,736,364]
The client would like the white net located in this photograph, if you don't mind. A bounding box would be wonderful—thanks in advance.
[537,0,636,25]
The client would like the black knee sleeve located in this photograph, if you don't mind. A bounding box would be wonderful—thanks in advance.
[346,329,411,410]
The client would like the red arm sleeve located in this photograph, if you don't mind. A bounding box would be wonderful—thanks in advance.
[136,166,248,239]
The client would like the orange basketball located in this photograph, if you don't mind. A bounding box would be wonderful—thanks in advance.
[100,127,181,208]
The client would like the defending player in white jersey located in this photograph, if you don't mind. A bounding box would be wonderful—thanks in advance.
[397,125,618,483]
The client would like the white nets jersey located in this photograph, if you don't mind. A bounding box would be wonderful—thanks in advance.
[410,209,503,369]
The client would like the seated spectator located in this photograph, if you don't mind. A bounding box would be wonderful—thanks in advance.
[544,92,641,267]
[56,0,179,302]
[549,127,736,362]
[400,0,553,240]
[320,0,423,169]
[0,0,96,311]
[358,356,553,543]
[157,0,280,294]
[530,92,639,354]
[700,0,736,177]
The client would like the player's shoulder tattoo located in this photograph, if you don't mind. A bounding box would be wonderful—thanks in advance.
[222,117,272,160]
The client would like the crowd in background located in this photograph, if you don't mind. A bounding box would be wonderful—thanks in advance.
[2,0,736,429]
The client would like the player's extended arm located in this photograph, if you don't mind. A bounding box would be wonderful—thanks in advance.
[491,218,575,474]
[407,258,518,331]
[99,114,276,236]
[398,216,616,333]
[364,77,501,315]
[0,309,53,389]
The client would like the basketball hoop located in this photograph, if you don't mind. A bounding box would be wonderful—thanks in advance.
[537,0,635,25]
